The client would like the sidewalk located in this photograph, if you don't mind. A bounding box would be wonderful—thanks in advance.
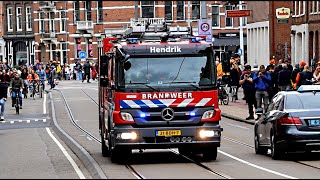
[219,88,256,125]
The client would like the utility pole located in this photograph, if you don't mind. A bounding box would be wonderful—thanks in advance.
[239,1,244,65]
[187,1,191,27]
[135,1,138,20]
[201,1,207,19]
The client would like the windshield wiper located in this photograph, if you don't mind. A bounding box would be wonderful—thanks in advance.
[127,82,160,92]
[164,81,202,90]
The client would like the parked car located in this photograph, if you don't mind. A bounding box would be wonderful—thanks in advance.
[254,85,320,160]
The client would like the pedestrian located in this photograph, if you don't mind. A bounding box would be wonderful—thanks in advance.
[74,60,82,81]
[229,59,241,100]
[295,65,313,89]
[239,65,257,120]
[91,62,97,81]
[0,70,10,120]
[82,60,91,83]
[48,66,57,90]
[278,64,292,91]
[313,65,320,84]
[291,63,300,87]
[253,65,271,114]
[64,65,71,80]
[267,64,278,102]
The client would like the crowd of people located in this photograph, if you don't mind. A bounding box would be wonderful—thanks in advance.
[0,59,99,121]
[217,56,320,120]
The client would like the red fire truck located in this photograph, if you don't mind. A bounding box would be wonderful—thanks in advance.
[98,18,223,163]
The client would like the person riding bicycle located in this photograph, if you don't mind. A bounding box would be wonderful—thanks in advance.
[10,73,24,109]
[27,70,40,97]
[36,66,46,91]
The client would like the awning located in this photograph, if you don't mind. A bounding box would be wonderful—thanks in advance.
[213,37,247,46]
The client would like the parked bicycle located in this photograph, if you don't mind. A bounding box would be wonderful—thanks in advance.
[230,86,238,102]
[218,79,229,105]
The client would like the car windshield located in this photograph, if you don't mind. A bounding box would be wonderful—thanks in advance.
[285,93,320,109]
[122,56,214,87]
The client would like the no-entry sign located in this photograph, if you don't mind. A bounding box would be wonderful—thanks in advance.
[198,19,212,42]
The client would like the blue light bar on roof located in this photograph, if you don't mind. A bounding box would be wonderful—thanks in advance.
[127,38,139,44]
[190,36,203,43]
[297,85,320,92]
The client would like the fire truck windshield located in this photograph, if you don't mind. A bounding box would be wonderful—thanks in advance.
[119,55,215,89]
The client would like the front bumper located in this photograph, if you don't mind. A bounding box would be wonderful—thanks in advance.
[111,122,223,150]
[277,127,320,151]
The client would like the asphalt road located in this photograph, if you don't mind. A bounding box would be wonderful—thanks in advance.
[0,86,92,179]
[49,81,320,179]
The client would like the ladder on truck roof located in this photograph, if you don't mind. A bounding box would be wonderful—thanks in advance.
[121,18,192,42]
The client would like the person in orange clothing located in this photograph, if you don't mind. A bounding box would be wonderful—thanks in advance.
[295,65,313,89]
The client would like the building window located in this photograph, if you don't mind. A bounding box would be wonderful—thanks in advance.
[294,1,297,16]
[85,1,91,21]
[165,1,173,21]
[192,1,200,20]
[141,1,154,18]
[60,11,66,32]
[16,7,22,31]
[97,0,103,23]
[61,42,67,64]
[225,5,233,27]
[39,12,45,33]
[177,1,185,20]
[74,1,80,22]
[50,44,57,62]
[212,5,220,27]
[238,5,247,26]
[7,7,13,32]
[26,6,32,31]
[311,1,315,14]
[317,1,320,13]
[49,12,55,32]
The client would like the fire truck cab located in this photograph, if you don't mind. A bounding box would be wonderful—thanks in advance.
[98,18,223,163]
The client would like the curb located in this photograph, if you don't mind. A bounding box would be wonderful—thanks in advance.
[48,92,108,179]
[221,113,255,125]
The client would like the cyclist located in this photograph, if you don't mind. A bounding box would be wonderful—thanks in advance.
[10,73,24,109]
[27,70,40,97]
[36,66,46,91]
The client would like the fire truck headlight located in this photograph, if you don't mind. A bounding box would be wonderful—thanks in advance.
[117,132,137,140]
[120,112,134,121]
[199,130,219,138]
[202,110,214,119]
[140,113,146,118]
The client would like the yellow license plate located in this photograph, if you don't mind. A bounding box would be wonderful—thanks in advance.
[156,130,181,136]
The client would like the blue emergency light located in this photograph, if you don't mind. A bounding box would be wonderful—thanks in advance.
[140,113,146,118]
[127,38,139,44]
[190,112,196,116]
[190,37,203,43]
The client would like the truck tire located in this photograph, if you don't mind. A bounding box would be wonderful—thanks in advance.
[101,135,110,157]
[111,147,131,164]
[203,147,218,161]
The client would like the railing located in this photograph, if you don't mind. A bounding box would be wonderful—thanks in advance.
[130,18,165,26]
[40,31,56,39]
[76,21,94,30]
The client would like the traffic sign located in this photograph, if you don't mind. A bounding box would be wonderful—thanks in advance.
[78,51,87,59]
[226,10,251,18]
[198,19,212,43]
[237,48,242,56]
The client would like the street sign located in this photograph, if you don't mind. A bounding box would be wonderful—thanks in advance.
[226,10,251,18]
[78,51,87,59]
[237,48,243,56]
[198,19,212,43]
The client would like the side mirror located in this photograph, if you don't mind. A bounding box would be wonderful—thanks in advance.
[124,60,131,71]
[100,55,110,77]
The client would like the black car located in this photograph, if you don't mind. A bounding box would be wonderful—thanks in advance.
[254,85,320,160]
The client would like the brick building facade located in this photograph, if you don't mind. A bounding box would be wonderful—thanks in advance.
[29,1,248,65]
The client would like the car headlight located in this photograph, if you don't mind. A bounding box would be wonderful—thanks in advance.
[120,112,134,121]
[202,110,214,119]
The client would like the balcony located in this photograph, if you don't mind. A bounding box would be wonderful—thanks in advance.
[39,1,55,12]
[76,21,94,31]
[40,31,57,44]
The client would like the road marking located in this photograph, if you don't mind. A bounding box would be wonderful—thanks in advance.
[221,121,250,130]
[43,93,47,114]
[18,120,22,123]
[218,150,298,179]
[43,119,46,122]
[27,120,30,123]
[45,127,86,179]
[10,121,13,124]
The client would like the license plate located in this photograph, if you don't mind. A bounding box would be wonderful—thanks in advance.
[309,120,320,126]
[156,130,181,136]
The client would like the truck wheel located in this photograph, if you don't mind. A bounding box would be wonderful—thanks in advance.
[111,147,131,164]
[178,147,192,157]
[203,147,218,161]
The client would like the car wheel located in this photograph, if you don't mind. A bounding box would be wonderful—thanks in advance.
[202,147,218,161]
[271,133,283,160]
[254,133,267,155]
